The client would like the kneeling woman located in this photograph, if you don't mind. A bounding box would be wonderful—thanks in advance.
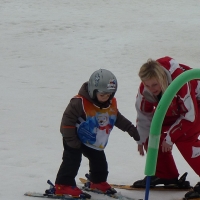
[134,56,200,198]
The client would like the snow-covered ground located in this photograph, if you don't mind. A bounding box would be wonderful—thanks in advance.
[1,1,200,200]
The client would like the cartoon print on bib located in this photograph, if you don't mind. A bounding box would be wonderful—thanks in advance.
[76,96,117,151]
[93,112,112,148]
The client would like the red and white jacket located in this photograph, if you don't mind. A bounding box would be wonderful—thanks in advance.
[135,56,200,145]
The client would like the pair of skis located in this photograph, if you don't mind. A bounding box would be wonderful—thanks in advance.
[24,178,141,200]
[24,189,141,200]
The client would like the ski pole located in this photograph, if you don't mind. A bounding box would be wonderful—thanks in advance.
[144,176,151,200]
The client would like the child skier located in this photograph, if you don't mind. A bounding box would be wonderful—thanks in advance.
[53,69,140,198]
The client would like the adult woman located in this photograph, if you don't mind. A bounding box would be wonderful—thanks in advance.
[134,56,200,198]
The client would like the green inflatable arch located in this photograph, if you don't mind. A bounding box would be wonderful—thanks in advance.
[145,69,200,175]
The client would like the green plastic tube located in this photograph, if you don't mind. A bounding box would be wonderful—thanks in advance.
[144,69,200,175]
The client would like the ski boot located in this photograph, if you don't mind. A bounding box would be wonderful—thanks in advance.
[185,182,200,199]
[132,175,178,188]
[45,180,91,199]
[84,173,117,195]
[132,172,191,189]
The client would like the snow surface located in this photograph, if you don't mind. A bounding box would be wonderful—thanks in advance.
[1,1,200,200]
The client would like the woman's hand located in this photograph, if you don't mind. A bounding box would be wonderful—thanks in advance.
[138,144,145,156]
[162,140,173,152]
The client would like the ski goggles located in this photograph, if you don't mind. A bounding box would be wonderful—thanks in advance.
[97,90,113,95]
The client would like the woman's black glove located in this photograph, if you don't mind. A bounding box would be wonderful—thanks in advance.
[127,125,140,141]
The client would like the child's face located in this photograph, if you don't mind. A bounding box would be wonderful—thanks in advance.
[96,92,112,103]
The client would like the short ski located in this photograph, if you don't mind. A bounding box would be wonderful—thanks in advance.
[176,198,200,200]
[25,179,91,200]
[172,198,200,200]
[24,192,87,200]
[80,175,142,200]
[79,178,192,191]
[81,186,142,200]
[183,198,200,200]
[24,191,142,200]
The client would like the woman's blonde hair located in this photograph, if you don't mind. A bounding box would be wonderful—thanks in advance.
[138,59,168,93]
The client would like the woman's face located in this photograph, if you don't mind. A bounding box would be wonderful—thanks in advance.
[143,78,162,95]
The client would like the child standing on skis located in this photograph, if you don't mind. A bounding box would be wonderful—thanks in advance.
[133,56,200,199]
[54,69,140,198]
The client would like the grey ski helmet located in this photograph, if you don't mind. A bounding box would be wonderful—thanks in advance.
[88,69,118,99]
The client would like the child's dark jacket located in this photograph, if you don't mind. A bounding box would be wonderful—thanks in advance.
[60,82,134,149]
